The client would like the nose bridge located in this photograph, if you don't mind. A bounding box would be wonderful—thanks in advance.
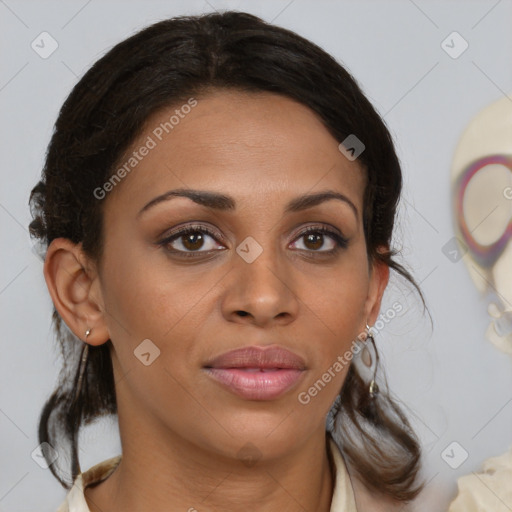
[223,233,299,324]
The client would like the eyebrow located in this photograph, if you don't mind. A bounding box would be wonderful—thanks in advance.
[137,188,358,219]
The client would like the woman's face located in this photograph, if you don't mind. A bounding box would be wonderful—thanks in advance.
[90,89,387,461]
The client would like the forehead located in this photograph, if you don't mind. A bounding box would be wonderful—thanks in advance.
[104,89,366,216]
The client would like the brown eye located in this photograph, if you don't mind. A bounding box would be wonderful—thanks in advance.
[290,226,348,253]
[303,232,325,250]
[181,232,205,251]
[159,225,226,256]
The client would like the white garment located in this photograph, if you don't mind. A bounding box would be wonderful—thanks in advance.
[56,436,410,511]
[447,446,512,511]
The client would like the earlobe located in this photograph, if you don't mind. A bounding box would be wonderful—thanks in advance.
[43,238,109,346]
[365,256,390,327]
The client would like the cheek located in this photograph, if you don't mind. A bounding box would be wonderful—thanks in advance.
[307,251,369,337]
[100,238,207,335]
[98,245,212,417]
[292,255,369,407]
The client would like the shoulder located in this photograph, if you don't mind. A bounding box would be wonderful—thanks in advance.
[327,435,417,512]
[82,455,122,488]
[350,475,416,512]
[55,455,122,512]
[448,447,512,512]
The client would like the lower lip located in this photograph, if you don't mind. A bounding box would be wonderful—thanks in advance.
[203,368,305,400]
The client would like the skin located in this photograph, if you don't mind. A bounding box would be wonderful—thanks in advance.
[44,90,389,512]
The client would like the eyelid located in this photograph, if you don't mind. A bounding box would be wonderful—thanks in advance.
[158,222,349,256]
[158,222,225,242]
[290,223,347,242]
[158,223,226,249]
[289,224,349,252]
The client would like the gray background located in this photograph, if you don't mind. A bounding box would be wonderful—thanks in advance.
[1,1,511,511]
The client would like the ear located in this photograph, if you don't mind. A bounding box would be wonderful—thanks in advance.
[364,248,390,327]
[43,238,110,346]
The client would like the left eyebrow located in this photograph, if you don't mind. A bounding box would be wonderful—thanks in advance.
[137,188,358,220]
[284,190,358,219]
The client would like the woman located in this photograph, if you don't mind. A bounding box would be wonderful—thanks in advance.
[29,11,425,511]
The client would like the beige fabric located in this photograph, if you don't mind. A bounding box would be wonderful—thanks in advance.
[447,447,512,512]
[56,436,410,511]
[328,436,359,511]
[56,455,120,512]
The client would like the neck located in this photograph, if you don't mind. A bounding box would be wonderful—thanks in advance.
[84,419,334,512]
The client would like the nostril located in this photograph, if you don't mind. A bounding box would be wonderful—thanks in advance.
[237,311,249,317]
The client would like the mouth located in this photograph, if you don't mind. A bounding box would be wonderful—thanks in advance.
[227,367,287,372]
[202,345,307,400]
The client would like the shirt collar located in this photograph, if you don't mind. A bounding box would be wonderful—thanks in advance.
[57,438,357,512]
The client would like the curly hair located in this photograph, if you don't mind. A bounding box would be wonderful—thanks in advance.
[29,10,425,501]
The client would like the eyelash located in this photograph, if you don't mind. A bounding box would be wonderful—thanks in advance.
[158,224,349,259]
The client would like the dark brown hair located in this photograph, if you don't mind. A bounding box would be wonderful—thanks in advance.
[29,10,425,502]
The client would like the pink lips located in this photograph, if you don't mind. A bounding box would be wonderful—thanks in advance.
[203,346,306,400]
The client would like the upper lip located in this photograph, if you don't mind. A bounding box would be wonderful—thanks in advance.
[204,345,306,370]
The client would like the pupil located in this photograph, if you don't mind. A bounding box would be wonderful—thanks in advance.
[184,232,203,250]
[306,233,322,250]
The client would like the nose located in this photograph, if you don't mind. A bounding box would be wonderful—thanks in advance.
[221,243,300,328]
